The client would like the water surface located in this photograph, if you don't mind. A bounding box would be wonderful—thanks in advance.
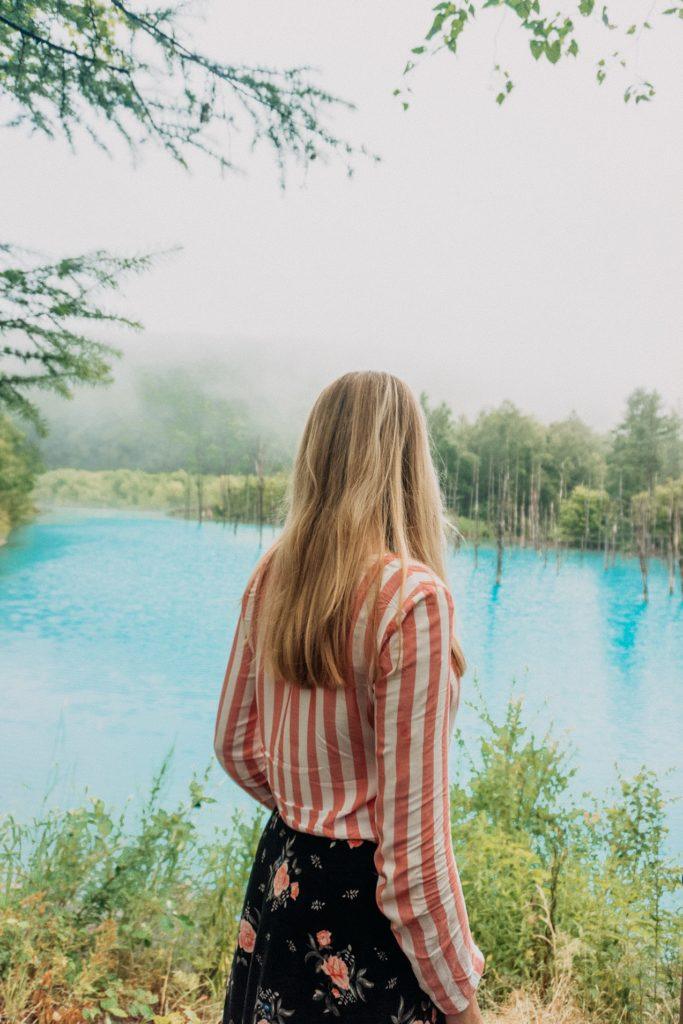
[1,510,680,845]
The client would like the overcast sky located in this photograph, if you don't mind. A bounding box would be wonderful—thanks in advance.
[2,1,681,430]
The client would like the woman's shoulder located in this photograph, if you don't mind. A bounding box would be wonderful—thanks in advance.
[379,553,450,593]
[371,554,453,629]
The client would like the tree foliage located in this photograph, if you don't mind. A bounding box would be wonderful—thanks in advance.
[422,388,683,556]
[0,0,358,171]
[399,0,681,107]
[0,413,40,541]
[0,245,151,430]
[558,483,609,545]
[608,388,682,499]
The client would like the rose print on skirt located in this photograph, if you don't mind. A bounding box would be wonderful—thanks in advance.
[222,809,447,1024]
[305,929,373,1015]
[266,833,302,910]
[232,904,260,969]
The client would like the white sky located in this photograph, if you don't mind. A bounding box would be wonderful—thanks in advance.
[2,1,682,430]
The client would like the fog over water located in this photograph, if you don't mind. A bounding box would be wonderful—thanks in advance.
[2,0,681,432]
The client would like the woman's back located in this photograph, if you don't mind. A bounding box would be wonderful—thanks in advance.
[215,551,482,1017]
[215,553,460,839]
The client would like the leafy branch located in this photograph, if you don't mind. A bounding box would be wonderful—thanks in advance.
[0,246,152,431]
[0,0,363,174]
[399,0,680,107]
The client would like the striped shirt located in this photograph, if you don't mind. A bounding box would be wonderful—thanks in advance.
[214,554,484,1014]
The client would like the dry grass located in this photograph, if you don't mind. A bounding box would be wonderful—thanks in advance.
[484,980,595,1024]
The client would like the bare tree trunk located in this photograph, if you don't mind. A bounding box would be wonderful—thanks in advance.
[613,470,623,567]
[674,497,682,595]
[512,458,520,540]
[184,474,192,520]
[530,463,540,551]
[452,454,460,515]
[473,462,480,569]
[495,469,509,586]
[633,495,651,602]
[546,501,555,566]
[196,473,204,524]
[486,456,494,533]
[519,502,526,548]
[666,489,675,596]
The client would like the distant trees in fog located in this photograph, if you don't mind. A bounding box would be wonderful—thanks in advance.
[422,388,682,595]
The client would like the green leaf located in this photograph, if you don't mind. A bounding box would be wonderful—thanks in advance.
[546,40,562,63]
[601,5,616,28]
[426,11,447,40]
[100,1000,128,1019]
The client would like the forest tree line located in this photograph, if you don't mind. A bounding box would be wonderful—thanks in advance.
[4,367,680,583]
[422,388,682,593]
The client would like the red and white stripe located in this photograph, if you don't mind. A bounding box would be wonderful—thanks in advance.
[214,555,484,1014]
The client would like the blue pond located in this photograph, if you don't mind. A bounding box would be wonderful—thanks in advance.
[1,510,681,847]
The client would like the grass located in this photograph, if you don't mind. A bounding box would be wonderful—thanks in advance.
[0,700,680,1024]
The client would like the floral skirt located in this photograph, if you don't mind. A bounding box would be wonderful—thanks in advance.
[223,808,445,1024]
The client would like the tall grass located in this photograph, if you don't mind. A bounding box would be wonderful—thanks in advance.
[0,701,679,1024]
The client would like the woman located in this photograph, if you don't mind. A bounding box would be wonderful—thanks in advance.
[214,371,485,1024]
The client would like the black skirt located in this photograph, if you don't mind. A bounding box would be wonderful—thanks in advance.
[224,808,446,1024]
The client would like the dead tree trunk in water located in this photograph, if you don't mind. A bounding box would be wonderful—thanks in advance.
[184,474,192,520]
[486,456,494,536]
[196,473,204,524]
[603,509,610,570]
[495,469,509,586]
[512,458,520,540]
[221,475,232,524]
[612,471,624,568]
[581,493,590,554]
[472,461,481,568]
[666,487,680,597]
[676,497,682,595]
[529,463,540,551]
[633,495,651,602]
[519,503,526,548]
[546,501,556,566]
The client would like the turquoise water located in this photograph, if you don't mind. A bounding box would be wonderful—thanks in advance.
[1,510,681,846]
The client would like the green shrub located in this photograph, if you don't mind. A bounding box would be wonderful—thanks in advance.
[0,415,41,542]
[453,698,680,1021]
[0,703,679,1023]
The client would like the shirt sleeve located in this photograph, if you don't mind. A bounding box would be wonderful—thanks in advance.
[213,582,276,811]
[372,580,484,1014]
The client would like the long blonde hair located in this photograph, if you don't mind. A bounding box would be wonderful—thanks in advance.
[252,370,466,688]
